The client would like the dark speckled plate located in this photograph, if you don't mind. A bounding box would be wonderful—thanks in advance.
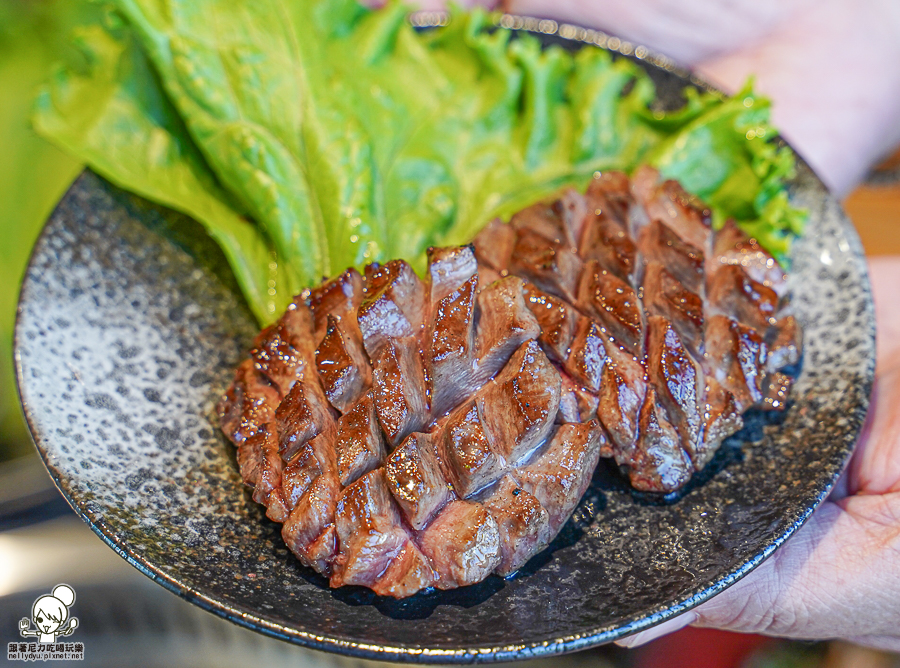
[15,17,875,664]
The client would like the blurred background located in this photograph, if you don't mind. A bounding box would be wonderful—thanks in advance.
[2,0,899,666]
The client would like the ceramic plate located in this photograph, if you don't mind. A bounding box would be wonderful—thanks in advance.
[15,17,875,663]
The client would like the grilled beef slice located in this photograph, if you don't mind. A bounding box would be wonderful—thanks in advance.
[219,166,800,597]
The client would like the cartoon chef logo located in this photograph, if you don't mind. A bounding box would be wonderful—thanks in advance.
[18,584,79,643]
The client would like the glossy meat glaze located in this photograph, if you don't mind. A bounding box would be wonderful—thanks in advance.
[218,166,801,597]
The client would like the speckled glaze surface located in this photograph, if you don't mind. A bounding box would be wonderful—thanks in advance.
[15,22,875,664]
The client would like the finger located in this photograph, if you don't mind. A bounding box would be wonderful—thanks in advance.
[696,0,900,195]
[690,495,900,641]
[868,257,900,367]
[844,257,900,496]
[827,466,851,501]
[614,612,697,648]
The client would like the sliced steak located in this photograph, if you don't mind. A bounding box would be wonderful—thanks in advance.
[522,282,580,364]
[699,379,744,468]
[708,264,778,332]
[473,276,540,384]
[384,431,452,531]
[577,261,643,355]
[371,336,428,448]
[597,360,646,455]
[250,321,305,396]
[639,219,705,294]
[633,167,712,251]
[585,170,635,229]
[334,392,385,486]
[440,400,506,499]
[627,388,692,492]
[218,359,281,447]
[330,469,424,591]
[315,314,371,413]
[358,260,426,358]
[646,315,703,463]
[482,475,551,576]
[643,262,704,358]
[472,218,515,272]
[514,421,603,533]
[282,469,341,575]
[418,500,501,589]
[580,209,638,282]
[274,372,335,461]
[427,245,478,303]
[564,316,611,393]
[712,219,788,297]
[766,312,803,373]
[479,340,561,464]
[510,193,585,249]
[705,315,767,412]
[220,166,800,596]
[307,268,363,344]
[509,228,582,303]
[246,426,285,519]
[428,274,478,417]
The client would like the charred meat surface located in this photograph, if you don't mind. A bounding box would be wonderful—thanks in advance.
[219,166,801,597]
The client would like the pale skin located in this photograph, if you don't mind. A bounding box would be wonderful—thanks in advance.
[502,1,900,649]
[618,257,900,651]
[382,0,900,649]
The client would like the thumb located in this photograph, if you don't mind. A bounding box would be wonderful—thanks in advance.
[612,505,834,649]
[694,495,900,647]
[617,496,900,649]
[614,505,839,648]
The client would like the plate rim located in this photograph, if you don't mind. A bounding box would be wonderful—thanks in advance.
[14,13,877,663]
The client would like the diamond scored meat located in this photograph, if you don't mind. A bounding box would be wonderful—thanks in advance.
[218,166,801,597]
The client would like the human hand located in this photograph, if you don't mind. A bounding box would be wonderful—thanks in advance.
[617,256,900,651]
[388,1,900,645]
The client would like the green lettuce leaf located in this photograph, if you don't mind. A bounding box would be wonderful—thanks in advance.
[1,0,92,455]
[644,81,802,256]
[34,11,294,324]
[35,0,805,325]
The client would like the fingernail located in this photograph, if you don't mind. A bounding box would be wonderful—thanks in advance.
[614,612,698,648]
